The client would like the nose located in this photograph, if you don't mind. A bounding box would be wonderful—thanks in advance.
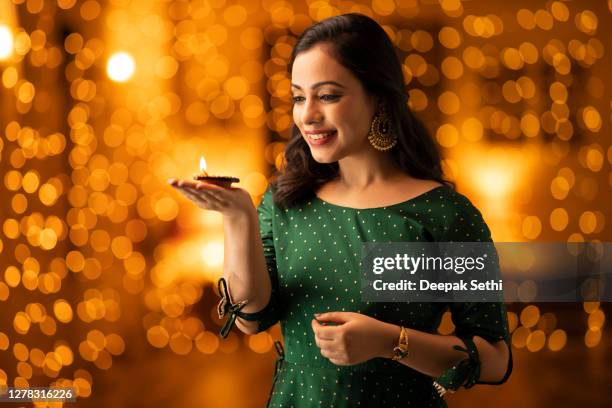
[300,98,323,125]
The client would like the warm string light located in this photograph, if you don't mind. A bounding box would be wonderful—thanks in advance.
[106,51,135,82]
[0,24,14,60]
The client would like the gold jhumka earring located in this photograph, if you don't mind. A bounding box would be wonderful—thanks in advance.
[367,105,397,151]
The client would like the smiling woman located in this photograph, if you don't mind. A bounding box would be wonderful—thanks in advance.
[274,13,450,209]
[170,12,511,408]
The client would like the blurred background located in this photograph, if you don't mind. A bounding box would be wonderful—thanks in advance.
[0,0,610,407]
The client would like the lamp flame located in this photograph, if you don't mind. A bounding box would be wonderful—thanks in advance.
[199,156,207,174]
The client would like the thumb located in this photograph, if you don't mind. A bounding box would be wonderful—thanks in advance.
[314,311,353,324]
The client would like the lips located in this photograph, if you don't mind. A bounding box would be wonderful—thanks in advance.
[304,130,337,146]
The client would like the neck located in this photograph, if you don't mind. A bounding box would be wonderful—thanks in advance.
[335,149,404,190]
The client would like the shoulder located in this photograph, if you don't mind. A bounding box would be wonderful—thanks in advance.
[430,187,492,242]
[258,186,304,216]
[260,186,274,206]
[257,187,278,221]
[439,187,482,218]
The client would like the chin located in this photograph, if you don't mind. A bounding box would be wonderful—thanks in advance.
[309,150,340,164]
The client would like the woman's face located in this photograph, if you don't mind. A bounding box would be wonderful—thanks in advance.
[291,43,378,164]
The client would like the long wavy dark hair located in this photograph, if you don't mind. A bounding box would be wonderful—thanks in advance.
[271,13,452,208]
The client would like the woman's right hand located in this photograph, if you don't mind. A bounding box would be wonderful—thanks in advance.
[168,178,256,221]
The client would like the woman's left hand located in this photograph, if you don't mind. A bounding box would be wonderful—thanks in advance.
[311,312,398,366]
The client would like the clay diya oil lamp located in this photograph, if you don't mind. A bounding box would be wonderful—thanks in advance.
[193,156,239,188]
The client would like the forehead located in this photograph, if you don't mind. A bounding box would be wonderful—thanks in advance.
[291,44,355,87]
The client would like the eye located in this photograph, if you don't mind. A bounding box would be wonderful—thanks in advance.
[320,94,340,102]
[292,95,305,103]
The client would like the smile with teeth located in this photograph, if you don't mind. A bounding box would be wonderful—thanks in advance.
[308,130,337,140]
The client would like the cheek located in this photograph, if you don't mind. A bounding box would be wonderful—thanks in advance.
[335,104,371,138]
[292,107,302,128]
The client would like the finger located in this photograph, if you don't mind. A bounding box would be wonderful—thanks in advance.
[176,186,217,206]
[314,331,336,343]
[314,334,335,348]
[311,319,336,341]
[177,179,202,189]
[319,347,338,360]
[197,186,237,205]
[193,187,229,205]
[184,185,223,199]
[328,358,348,366]
[179,189,214,208]
[314,312,353,324]
[175,186,202,200]
[187,191,225,211]
[178,179,226,191]
[194,182,225,191]
[186,187,228,207]
[170,180,198,192]
[312,319,339,339]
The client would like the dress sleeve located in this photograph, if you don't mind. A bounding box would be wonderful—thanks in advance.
[232,187,282,333]
[434,193,512,393]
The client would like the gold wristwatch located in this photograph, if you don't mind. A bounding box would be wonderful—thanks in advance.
[391,326,409,361]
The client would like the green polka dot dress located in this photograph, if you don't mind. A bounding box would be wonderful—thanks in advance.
[248,185,511,407]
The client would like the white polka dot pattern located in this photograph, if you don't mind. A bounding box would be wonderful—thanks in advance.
[243,186,511,407]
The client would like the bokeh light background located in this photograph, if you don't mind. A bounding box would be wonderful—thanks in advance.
[0,0,610,407]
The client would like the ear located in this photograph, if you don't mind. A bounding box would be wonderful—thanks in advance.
[367,93,381,116]
[370,94,381,108]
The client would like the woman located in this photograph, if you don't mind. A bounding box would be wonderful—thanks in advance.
[170,13,511,407]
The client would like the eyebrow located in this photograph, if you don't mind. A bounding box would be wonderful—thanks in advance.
[291,81,346,90]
